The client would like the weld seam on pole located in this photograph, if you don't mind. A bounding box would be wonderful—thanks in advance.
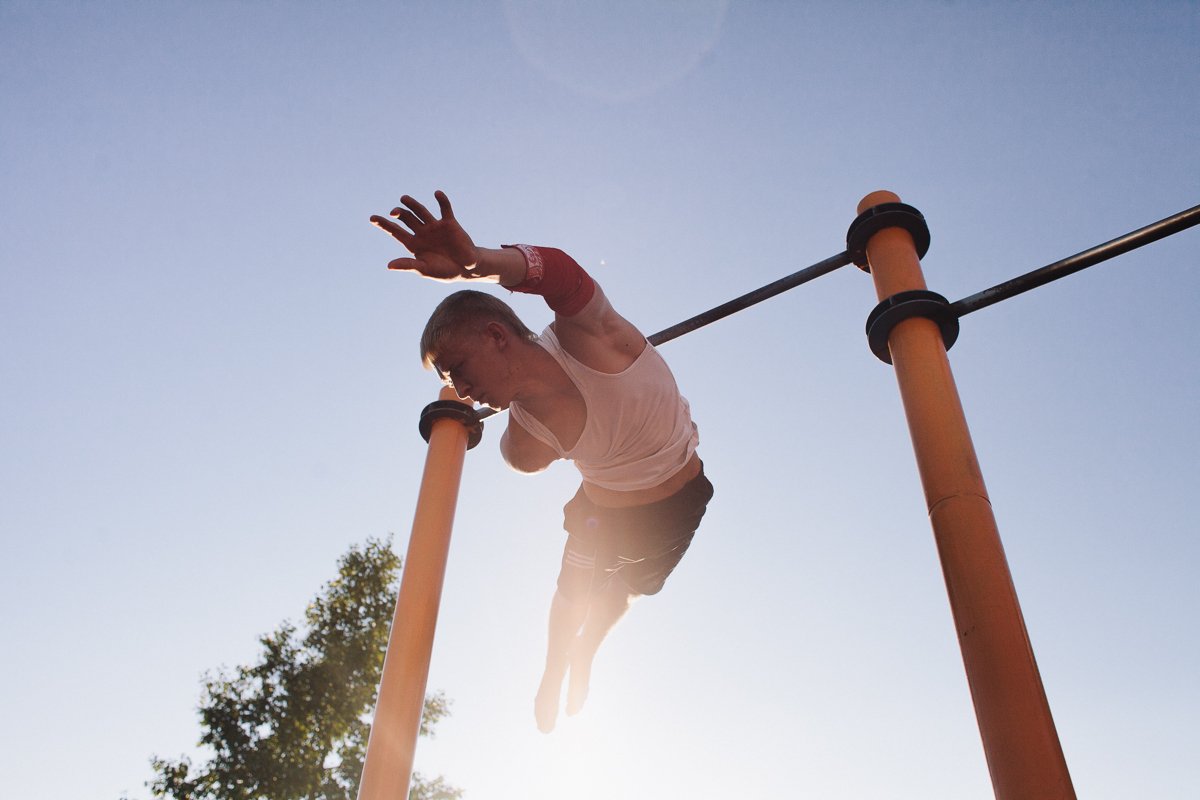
[927,491,993,518]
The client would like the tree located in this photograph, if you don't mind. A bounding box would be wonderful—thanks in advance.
[138,537,461,800]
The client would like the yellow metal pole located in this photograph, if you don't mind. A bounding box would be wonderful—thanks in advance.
[857,190,1075,800]
[358,388,473,800]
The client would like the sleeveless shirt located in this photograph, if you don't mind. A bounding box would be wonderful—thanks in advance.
[507,326,699,492]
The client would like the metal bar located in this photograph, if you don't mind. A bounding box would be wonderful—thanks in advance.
[647,251,852,345]
[859,190,1076,800]
[951,204,1200,317]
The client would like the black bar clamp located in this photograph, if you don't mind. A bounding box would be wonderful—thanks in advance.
[865,290,960,364]
[418,400,484,449]
[845,202,931,272]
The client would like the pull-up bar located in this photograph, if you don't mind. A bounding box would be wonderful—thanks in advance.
[646,200,1200,352]
[647,250,853,345]
[476,199,1198,417]
[951,203,1200,317]
[363,191,1198,800]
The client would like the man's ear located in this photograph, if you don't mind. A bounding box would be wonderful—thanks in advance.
[485,320,508,348]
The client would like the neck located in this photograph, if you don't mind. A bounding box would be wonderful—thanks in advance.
[510,340,576,415]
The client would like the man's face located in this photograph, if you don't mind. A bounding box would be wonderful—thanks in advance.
[432,328,509,410]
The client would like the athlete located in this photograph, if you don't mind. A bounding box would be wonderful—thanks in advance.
[371,191,713,733]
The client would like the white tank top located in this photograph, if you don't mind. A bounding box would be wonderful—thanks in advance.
[508,326,699,492]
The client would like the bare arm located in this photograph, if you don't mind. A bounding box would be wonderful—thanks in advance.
[371,192,645,372]
[552,283,647,372]
[500,418,559,474]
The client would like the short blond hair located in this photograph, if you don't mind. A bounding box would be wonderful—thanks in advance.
[420,290,537,369]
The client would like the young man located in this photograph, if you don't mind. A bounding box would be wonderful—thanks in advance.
[370,191,713,733]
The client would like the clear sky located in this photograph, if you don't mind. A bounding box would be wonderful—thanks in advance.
[2,2,1197,798]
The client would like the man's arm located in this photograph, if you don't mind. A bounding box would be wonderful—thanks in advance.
[500,418,559,474]
[371,191,645,372]
[505,244,647,373]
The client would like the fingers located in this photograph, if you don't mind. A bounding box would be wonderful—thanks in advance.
[370,191,455,258]
[390,191,453,222]
[369,215,416,249]
[398,194,435,224]
[390,207,424,232]
[435,190,454,220]
[386,257,421,271]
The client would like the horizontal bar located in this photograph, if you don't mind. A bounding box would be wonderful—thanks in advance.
[951,203,1200,317]
[648,251,853,345]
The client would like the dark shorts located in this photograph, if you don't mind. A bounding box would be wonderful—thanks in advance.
[557,464,714,602]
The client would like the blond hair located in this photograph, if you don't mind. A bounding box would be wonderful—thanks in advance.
[420,290,537,369]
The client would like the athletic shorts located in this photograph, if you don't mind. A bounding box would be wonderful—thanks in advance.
[557,464,714,602]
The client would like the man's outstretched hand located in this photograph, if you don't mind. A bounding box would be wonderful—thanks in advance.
[370,190,480,281]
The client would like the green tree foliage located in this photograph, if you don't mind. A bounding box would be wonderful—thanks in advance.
[141,538,461,800]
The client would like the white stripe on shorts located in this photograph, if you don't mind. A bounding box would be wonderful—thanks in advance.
[564,548,594,570]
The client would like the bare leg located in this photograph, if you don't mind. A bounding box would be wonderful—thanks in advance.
[566,581,636,717]
[535,589,587,733]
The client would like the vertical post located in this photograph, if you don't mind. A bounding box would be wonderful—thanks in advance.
[358,388,476,800]
[857,191,1075,799]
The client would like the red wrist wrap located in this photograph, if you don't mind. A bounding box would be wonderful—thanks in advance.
[504,244,596,316]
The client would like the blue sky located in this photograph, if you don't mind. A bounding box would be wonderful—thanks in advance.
[1,2,1197,798]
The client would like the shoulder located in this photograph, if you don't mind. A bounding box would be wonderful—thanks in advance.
[508,244,649,373]
[553,283,648,373]
[500,416,559,474]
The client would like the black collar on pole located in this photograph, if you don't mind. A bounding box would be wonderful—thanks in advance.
[419,400,484,448]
